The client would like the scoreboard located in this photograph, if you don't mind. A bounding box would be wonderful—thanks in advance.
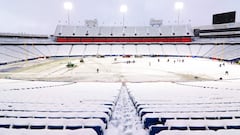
[213,11,236,24]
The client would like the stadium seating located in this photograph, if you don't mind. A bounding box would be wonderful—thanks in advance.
[1,44,240,65]
[0,80,121,135]
[161,45,178,56]
[176,44,191,56]
[154,129,240,135]
[111,45,124,56]
[127,80,240,135]
[123,45,137,55]
[0,127,98,135]
[149,45,164,55]
[149,119,240,135]
[137,45,150,55]
[98,45,112,56]
[85,45,99,56]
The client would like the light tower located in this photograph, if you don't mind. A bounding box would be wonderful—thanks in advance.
[120,5,128,27]
[64,2,73,25]
[174,2,184,24]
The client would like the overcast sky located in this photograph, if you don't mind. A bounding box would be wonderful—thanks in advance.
[0,0,239,34]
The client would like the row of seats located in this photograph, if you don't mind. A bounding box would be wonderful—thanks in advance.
[0,104,113,116]
[1,44,240,64]
[127,81,240,135]
[0,128,98,135]
[137,103,240,114]
[0,80,121,135]
[142,112,240,129]
[0,111,109,125]
[0,102,115,135]
[139,106,240,118]
[155,129,240,135]
[150,119,240,135]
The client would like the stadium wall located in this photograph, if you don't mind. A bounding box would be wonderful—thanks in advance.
[56,37,192,43]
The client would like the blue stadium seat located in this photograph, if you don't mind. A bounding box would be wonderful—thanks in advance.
[144,117,162,129]
[149,125,168,135]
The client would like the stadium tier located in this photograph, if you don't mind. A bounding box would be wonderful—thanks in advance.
[1,44,240,65]
[194,22,240,38]
[54,25,193,43]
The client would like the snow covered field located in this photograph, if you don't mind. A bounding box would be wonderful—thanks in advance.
[0,57,239,82]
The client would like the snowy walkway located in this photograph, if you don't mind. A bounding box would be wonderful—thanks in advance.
[106,83,146,135]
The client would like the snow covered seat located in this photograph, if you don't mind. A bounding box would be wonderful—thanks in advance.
[205,113,221,120]
[75,112,110,125]
[162,119,240,131]
[225,120,240,129]
[29,119,47,129]
[33,112,50,119]
[207,120,225,131]
[4,111,18,118]
[139,109,150,118]
[37,107,57,113]
[149,122,207,135]
[0,111,5,118]
[80,102,115,110]
[188,120,206,130]
[63,128,98,135]
[147,118,240,133]
[217,129,240,135]
[64,119,85,130]
[142,111,240,129]
[149,124,168,135]
[47,119,65,130]
[47,112,63,119]
[0,118,12,128]
[143,113,176,129]
[139,107,237,118]
[54,112,110,125]
[136,103,235,113]
[17,112,35,119]
[166,120,206,131]
[188,113,205,120]
[156,119,240,133]
[167,120,188,131]
[144,116,163,129]
[0,104,14,112]
[0,129,31,135]
[12,118,30,129]
[0,128,98,135]
[61,107,112,117]
[62,112,78,119]
[155,130,216,135]
[75,104,114,113]
[76,119,105,135]
[64,119,106,135]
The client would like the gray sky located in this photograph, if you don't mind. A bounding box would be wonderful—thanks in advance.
[0,0,239,34]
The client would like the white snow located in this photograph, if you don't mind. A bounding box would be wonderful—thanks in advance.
[0,56,240,135]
